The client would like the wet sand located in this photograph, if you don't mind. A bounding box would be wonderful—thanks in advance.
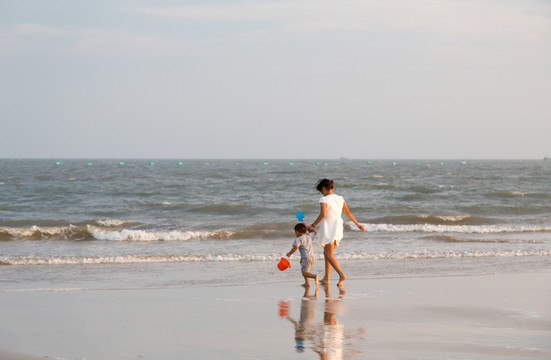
[1,272,550,359]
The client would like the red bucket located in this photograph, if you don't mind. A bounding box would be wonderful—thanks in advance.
[277,257,291,271]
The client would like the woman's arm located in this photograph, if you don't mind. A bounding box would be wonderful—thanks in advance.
[343,201,366,231]
[309,203,327,231]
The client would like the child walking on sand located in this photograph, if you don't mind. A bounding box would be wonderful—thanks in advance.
[308,179,366,286]
[286,223,319,287]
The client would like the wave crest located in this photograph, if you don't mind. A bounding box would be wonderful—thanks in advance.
[0,225,88,241]
[368,214,497,226]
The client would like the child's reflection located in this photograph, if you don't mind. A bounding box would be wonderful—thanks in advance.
[283,287,318,352]
[280,285,353,359]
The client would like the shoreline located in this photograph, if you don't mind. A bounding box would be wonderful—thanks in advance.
[2,255,549,293]
[1,271,550,359]
[0,353,47,360]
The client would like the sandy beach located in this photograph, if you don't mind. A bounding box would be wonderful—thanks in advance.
[1,270,550,360]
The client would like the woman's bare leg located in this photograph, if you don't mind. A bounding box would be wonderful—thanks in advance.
[320,249,331,284]
[320,243,331,284]
[321,241,346,285]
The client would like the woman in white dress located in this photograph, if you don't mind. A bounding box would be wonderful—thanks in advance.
[308,179,365,286]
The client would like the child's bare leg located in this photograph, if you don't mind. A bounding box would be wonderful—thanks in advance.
[302,271,319,287]
[301,275,310,287]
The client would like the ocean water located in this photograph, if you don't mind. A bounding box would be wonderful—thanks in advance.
[1,159,550,291]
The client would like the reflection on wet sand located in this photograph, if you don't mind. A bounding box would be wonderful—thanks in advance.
[279,285,364,359]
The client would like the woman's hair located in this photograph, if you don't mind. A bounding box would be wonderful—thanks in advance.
[316,178,334,192]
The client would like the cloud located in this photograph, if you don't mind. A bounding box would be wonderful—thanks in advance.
[3,1,548,57]
[1,23,175,55]
[128,3,308,22]
[127,0,551,44]
[14,23,74,36]
[385,1,551,45]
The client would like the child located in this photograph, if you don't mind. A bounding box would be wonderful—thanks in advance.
[286,223,319,287]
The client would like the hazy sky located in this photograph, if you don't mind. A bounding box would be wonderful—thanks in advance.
[1,0,550,159]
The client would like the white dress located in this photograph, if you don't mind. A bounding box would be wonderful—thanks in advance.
[315,194,345,247]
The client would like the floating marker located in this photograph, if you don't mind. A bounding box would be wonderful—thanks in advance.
[119,162,125,166]
[55,162,61,166]
[87,162,93,166]
[440,162,445,166]
[316,162,321,165]
[289,162,294,166]
[461,161,467,165]
[149,162,155,166]
[324,163,329,166]
[177,162,183,166]
[263,162,268,165]
[366,161,372,165]
[392,162,398,166]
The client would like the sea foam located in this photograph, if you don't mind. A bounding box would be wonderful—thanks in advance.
[87,226,233,242]
[2,249,550,266]
[349,221,551,234]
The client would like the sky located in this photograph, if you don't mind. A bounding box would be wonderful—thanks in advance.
[1,0,550,159]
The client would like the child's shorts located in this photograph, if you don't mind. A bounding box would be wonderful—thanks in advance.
[300,256,315,272]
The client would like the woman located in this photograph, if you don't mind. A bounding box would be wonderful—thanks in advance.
[308,179,365,286]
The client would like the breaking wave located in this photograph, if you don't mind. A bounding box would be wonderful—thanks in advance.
[350,221,551,234]
[367,214,497,226]
[2,216,551,243]
[0,222,233,242]
[87,226,232,242]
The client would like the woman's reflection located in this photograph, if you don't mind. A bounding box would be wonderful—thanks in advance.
[312,285,345,359]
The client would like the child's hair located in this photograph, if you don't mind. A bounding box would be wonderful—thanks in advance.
[316,178,334,192]
[294,223,307,234]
